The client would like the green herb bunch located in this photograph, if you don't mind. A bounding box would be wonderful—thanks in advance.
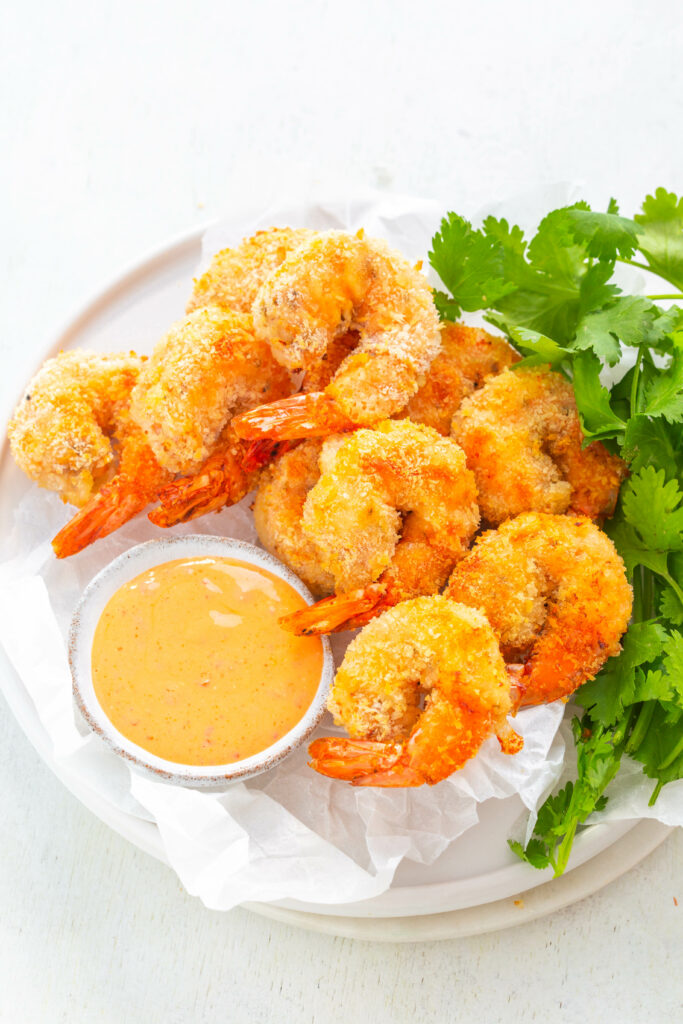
[429,189,683,876]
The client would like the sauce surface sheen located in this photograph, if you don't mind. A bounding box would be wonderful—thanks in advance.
[91,556,323,766]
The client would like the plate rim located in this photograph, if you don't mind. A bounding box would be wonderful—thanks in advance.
[0,215,672,935]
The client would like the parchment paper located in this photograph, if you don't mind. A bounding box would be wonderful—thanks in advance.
[1,189,680,911]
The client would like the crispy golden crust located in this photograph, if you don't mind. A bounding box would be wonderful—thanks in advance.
[8,350,142,507]
[446,512,633,705]
[399,323,520,434]
[253,439,335,597]
[450,367,626,524]
[311,596,516,785]
[253,230,442,424]
[301,419,479,597]
[129,306,292,474]
[187,227,315,314]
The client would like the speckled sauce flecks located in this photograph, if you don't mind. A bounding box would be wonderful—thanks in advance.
[91,556,323,766]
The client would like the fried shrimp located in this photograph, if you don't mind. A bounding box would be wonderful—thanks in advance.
[187,227,315,314]
[396,323,520,435]
[450,366,626,524]
[8,350,143,508]
[445,512,633,706]
[52,417,172,557]
[280,419,479,635]
[253,439,334,597]
[130,305,292,475]
[308,596,522,787]
[53,307,293,554]
[232,231,441,440]
[147,423,258,528]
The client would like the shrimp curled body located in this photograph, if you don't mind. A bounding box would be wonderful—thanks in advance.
[450,366,626,524]
[187,227,315,315]
[130,306,291,475]
[397,322,520,435]
[253,439,334,598]
[283,419,479,634]
[8,351,142,508]
[445,512,633,706]
[308,596,521,787]
[233,231,441,439]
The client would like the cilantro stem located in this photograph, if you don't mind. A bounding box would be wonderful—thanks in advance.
[616,257,654,274]
[662,570,683,607]
[554,818,578,877]
[658,733,683,771]
[646,293,683,300]
[630,347,644,417]
[625,701,655,755]
[649,780,664,807]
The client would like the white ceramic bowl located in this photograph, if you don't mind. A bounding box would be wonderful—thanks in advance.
[69,535,334,788]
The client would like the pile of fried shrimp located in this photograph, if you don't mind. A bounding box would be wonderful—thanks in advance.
[7,226,633,788]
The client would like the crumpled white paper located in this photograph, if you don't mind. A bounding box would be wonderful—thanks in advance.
[1,189,679,912]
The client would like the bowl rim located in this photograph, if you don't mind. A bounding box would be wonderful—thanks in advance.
[68,534,333,788]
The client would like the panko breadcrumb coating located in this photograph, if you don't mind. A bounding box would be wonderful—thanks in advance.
[234,230,442,439]
[446,512,633,706]
[309,596,521,786]
[187,227,315,314]
[129,305,292,475]
[398,322,520,435]
[253,439,334,597]
[450,366,626,524]
[8,350,142,507]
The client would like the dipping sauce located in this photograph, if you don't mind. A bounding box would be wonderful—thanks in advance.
[91,556,324,766]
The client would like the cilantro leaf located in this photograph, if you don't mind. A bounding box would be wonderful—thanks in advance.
[502,325,572,369]
[622,415,681,475]
[621,466,683,552]
[429,214,513,316]
[632,705,683,795]
[574,297,660,367]
[660,586,683,626]
[635,188,683,292]
[527,206,589,283]
[606,517,673,579]
[641,332,683,422]
[563,204,640,260]
[577,621,668,725]
[571,350,625,439]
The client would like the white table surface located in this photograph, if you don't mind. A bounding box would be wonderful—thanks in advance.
[2,1,682,1020]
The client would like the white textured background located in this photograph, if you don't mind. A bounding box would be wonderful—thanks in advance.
[2,1,682,1021]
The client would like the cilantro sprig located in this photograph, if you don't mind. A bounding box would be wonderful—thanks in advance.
[429,189,683,876]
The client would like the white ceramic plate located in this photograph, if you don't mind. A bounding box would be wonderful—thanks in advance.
[0,220,672,938]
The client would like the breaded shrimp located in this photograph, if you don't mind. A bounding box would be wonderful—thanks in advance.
[281,419,479,635]
[445,512,633,706]
[187,227,315,314]
[308,596,522,787]
[52,414,172,557]
[253,439,334,597]
[147,423,258,528]
[232,231,442,440]
[396,323,520,435]
[130,305,292,475]
[450,366,626,524]
[8,350,142,507]
[53,307,293,554]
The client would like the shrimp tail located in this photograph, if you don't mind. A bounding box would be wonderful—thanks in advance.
[308,737,416,781]
[232,392,355,441]
[52,478,155,558]
[52,437,168,558]
[242,439,291,473]
[149,448,250,528]
[279,583,388,635]
[495,720,525,756]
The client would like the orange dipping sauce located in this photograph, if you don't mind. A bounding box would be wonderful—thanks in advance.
[91,556,323,766]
